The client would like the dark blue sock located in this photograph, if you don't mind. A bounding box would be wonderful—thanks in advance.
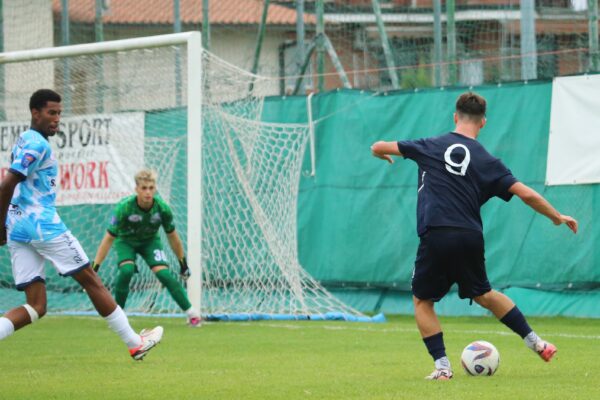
[500,306,532,338]
[423,332,446,361]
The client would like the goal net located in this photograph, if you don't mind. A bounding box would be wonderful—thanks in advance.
[0,33,380,322]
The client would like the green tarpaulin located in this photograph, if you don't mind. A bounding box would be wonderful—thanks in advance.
[264,82,598,317]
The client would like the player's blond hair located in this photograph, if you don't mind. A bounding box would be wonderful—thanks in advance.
[134,169,157,186]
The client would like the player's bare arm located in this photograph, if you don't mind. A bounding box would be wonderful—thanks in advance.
[371,141,403,164]
[0,172,23,245]
[509,182,578,233]
[93,232,116,271]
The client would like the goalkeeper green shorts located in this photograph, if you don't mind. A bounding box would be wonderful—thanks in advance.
[114,236,169,269]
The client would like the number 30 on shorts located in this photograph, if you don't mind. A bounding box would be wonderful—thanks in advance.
[153,249,168,262]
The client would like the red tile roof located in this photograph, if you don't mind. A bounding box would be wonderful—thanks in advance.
[53,0,315,25]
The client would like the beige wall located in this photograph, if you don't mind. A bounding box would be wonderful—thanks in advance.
[210,29,284,96]
[3,0,54,120]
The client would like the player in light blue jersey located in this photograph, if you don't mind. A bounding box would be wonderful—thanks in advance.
[0,89,163,360]
[7,120,67,242]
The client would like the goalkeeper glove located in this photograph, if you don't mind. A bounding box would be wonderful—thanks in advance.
[179,257,190,278]
[91,261,100,272]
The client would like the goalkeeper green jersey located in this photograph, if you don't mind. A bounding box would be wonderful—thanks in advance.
[107,195,175,242]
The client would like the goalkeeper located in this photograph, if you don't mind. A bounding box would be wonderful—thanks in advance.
[92,169,201,327]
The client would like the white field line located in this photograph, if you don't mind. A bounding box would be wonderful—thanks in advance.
[46,316,600,341]
[232,322,600,341]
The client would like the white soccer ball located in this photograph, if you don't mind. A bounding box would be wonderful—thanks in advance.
[460,340,500,376]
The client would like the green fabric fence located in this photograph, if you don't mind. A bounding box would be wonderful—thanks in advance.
[263,81,598,317]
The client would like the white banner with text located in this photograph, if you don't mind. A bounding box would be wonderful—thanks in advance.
[0,112,144,205]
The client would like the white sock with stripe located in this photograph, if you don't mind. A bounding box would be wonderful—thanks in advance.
[435,356,451,370]
[524,331,540,351]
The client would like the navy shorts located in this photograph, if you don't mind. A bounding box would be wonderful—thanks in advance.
[411,227,491,302]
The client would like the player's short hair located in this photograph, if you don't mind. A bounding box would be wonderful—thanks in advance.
[29,89,61,111]
[135,169,157,186]
[455,92,486,122]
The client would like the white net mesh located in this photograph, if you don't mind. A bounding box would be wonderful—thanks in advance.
[0,35,366,320]
[200,51,363,318]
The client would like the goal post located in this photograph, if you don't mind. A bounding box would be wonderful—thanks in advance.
[185,32,203,316]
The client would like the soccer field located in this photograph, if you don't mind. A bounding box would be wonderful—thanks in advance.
[1,315,598,400]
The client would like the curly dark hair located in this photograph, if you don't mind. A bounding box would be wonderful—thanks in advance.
[29,89,61,111]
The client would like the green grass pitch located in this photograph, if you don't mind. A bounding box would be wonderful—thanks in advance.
[1,315,598,399]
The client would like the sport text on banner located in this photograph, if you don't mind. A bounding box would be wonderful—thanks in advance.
[0,112,145,205]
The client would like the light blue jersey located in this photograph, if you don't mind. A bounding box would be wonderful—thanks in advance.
[6,129,67,242]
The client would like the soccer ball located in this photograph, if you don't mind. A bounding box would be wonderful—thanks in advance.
[460,340,500,376]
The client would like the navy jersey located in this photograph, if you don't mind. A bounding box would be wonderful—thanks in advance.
[398,132,518,236]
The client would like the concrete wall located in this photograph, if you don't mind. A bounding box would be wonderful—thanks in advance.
[2,0,54,120]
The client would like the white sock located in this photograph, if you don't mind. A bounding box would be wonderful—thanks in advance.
[185,307,199,318]
[434,356,451,370]
[104,306,142,349]
[0,317,15,340]
[524,331,540,351]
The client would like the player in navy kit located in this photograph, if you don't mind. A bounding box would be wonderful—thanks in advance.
[371,92,577,380]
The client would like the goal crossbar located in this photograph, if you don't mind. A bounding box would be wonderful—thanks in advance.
[0,32,199,63]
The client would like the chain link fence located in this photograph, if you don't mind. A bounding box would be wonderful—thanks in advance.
[1,0,598,95]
